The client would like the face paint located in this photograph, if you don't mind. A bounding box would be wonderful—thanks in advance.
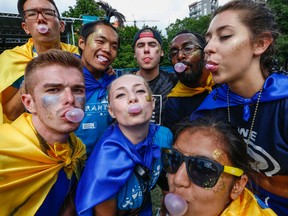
[87,29,104,47]
[212,149,222,160]
[76,96,86,108]
[146,95,152,102]
[42,95,59,108]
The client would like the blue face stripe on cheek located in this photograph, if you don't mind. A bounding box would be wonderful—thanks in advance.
[42,95,60,108]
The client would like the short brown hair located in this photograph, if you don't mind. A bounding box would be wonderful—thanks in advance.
[24,49,83,94]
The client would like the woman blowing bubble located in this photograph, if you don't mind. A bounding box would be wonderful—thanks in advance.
[162,116,276,216]
[192,0,288,215]
[76,74,173,216]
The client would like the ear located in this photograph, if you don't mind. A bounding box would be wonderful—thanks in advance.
[254,32,273,56]
[230,175,248,200]
[59,20,65,33]
[108,105,116,119]
[22,22,30,35]
[152,96,155,110]
[78,36,85,50]
[21,93,36,114]
[160,49,164,57]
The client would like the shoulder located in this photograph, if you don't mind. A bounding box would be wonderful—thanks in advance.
[153,124,173,148]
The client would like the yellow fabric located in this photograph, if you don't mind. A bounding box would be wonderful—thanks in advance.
[168,74,214,97]
[0,113,86,216]
[0,38,79,124]
[221,188,277,216]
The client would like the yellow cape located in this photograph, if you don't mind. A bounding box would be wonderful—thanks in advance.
[0,113,86,215]
[221,188,277,216]
[0,38,79,124]
[167,74,214,97]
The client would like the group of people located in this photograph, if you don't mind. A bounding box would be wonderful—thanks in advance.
[0,0,287,215]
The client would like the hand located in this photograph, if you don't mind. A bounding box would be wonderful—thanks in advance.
[106,66,116,76]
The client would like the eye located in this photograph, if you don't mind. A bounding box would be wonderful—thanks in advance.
[47,88,60,93]
[136,89,146,94]
[149,42,158,48]
[136,43,145,48]
[115,93,125,99]
[73,88,85,94]
[95,39,104,44]
[219,35,232,40]
[184,44,195,52]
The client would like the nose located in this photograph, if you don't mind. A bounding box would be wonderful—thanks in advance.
[204,39,216,56]
[172,162,191,188]
[128,92,138,104]
[101,42,111,52]
[64,89,75,105]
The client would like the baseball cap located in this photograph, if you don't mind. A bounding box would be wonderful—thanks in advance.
[132,28,162,48]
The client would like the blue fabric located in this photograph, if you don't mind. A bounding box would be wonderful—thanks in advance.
[75,123,173,216]
[251,181,288,216]
[35,169,75,216]
[74,56,116,156]
[83,65,116,100]
[193,73,288,121]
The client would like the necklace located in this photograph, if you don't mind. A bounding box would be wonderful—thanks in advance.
[227,88,263,145]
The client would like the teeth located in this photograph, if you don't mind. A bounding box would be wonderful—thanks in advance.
[98,55,108,62]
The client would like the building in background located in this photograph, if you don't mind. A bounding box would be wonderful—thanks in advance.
[188,0,266,19]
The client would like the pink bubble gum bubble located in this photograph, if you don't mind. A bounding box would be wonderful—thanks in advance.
[128,104,142,114]
[174,62,186,73]
[164,193,188,216]
[65,108,84,123]
[37,24,48,34]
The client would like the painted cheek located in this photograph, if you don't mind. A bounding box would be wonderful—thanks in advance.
[76,96,86,107]
[42,95,60,108]
[212,176,226,193]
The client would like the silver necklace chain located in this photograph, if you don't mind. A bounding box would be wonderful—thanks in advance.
[227,88,263,145]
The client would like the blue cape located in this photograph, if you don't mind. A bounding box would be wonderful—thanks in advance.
[193,73,288,121]
[75,123,162,215]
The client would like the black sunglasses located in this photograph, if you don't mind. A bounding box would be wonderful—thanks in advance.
[161,148,243,188]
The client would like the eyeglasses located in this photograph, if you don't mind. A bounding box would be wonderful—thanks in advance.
[161,148,243,188]
[168,43,202,60]
[23,9,57,20]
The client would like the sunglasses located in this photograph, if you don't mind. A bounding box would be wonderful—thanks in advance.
[161,148,244,188]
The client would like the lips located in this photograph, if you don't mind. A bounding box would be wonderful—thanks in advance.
[128,104,142,114]
[205,62,219,72]
[143,57,152,63]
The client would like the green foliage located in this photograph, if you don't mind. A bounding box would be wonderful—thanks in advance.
[61,0,104,42]
[62,0,287,69]
[166,16,211,42]
[267,0,288,68]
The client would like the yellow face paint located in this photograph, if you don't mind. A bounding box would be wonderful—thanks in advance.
[212,149,222,160]
[87,29,104,46]
[146,95,152,102]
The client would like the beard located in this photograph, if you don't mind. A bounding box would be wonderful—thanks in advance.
[178,61,204,87]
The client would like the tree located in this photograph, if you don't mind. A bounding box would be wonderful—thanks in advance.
[62,0,104,43]
[267,0,288,69]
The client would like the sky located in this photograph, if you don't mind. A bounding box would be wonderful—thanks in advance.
[0,0,193,34]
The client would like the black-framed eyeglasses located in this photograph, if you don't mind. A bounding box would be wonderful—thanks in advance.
[23,9,57,20]
[161,148,243,188]
[168,43,202,60]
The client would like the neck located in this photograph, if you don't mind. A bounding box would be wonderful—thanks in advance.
[118,122,150,144]
[82,60,104,80]
[32,116,69,146]
[137,67,159,81]
[227,67,265,98]
[33,41,61,55]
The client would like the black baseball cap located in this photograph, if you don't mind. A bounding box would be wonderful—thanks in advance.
[132,28,162,48]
